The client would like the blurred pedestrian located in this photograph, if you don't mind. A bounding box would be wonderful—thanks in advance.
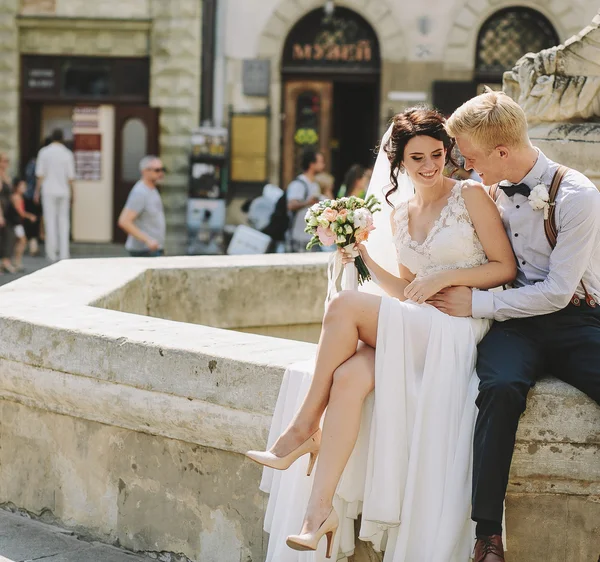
[247,183,284,232]
[314,171,337,252]
[315,172,335,200]
[287,150,325,252]
[35,129,75,262]
[118,155,166,257]
[24,138,50,256]
[9,177,37,272]
[337,164,368,198]
[0,153,15,273]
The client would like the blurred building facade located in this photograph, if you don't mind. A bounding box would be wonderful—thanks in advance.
[221,0,599,200]
[3,1,599,249]
[1,0,203,251]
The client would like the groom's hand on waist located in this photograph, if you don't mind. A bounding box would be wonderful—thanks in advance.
[428,286,473,317]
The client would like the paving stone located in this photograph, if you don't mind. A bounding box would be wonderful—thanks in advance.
[0,511,151,562]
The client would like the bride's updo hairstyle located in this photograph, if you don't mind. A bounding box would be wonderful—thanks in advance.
[383,107,456,207]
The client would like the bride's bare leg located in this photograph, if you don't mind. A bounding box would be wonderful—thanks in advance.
[300,343,375,533]
[270,291,380,457]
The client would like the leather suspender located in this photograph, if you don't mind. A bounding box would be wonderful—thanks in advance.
[544,166,568,249]
[489,168,596,308]
[544,166,596,307]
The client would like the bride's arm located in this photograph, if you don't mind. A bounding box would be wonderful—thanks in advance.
[348,209,413,300]
[404,183,517,302]
[358,248,412,300]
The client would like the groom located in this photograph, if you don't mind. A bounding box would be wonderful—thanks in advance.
[430,90,600,561]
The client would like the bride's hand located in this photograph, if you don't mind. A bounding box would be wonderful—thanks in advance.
[404,272,450,304]
[338,243,368,265]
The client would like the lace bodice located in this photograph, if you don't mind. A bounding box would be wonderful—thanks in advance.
[393,181,487,278]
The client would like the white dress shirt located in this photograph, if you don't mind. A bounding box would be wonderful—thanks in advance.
[35,142,75,198]
[472,149,600,321]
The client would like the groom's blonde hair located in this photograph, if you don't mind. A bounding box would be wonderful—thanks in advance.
[445,89,530,152]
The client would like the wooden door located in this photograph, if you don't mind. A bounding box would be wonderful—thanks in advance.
[282,80,332,189]
[113,105,160,242]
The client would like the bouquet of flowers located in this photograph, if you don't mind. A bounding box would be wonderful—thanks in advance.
[304,195,381,285]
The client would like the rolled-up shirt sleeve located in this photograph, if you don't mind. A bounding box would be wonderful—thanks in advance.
[472,189,600,321]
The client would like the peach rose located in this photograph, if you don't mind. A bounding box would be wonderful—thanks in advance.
[322,208,338,222]
[337,209,349,222]
[355,228,370,243]
[317,225,336,246]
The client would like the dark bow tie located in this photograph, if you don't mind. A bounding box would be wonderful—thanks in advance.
[500,183,530,198]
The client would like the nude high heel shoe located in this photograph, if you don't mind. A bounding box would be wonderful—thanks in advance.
[286,508,339,558]
[245,428,321,476]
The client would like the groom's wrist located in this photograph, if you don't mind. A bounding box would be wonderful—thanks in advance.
[472,289,494,319]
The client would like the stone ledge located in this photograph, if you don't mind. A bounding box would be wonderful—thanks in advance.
[0,359,270,454]
[16,15,152,31]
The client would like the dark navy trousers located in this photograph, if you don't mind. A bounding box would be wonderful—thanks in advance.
[472,303,600,525]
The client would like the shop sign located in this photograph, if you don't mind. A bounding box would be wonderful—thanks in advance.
[27,68,56,91]
[73,107,102,181]
[292,40,373,63]
[283,7,380,71]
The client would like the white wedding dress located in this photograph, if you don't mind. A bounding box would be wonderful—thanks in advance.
[260,180,493,562]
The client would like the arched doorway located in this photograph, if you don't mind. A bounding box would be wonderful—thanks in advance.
[475,7,559,87]
[280,7,381,192]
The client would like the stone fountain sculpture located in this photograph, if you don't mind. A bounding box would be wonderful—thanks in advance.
[504,10,600,187]
[504,11,600,122]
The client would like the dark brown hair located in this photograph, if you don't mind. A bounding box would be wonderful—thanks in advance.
[383,107,456,207]
[343,164,366,195]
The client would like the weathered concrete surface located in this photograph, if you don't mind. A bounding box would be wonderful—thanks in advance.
[0,255,325,561]
[0,254,598,562]
[529,122,600,189]
[0,401,266,562]
[0,509,153,562]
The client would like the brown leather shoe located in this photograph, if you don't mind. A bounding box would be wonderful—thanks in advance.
[474,535,505,562]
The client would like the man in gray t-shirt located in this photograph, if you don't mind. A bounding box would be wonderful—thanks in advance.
[118,155,166,256]
[287,150,325,251]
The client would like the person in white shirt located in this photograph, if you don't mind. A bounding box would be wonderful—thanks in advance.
[35,129,75,262]
[431,90,600,561]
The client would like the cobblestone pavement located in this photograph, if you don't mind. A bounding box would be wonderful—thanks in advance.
[0,243,128,287]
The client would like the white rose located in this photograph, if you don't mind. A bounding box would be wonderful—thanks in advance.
[308,217,319,227]
[353,208,369,229]
[318,217,330,228]
[344,224,353,235]
[336,235,347,244]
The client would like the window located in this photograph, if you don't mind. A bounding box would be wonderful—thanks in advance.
[121,118,147,182]
[476,8,559,84]
[63,61,111,97]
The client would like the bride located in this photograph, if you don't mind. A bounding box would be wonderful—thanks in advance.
[247,107,517,561]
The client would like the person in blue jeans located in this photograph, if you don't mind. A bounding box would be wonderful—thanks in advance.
[118,155,166,257]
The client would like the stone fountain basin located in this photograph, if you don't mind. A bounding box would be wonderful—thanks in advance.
[0,254,597,562]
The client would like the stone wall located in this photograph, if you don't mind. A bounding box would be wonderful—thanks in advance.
[149,0,201,254]
[529,122,600,189]
[0,254,598,562]
[13,0,201,253]
[0,0,20,161]
[20,0,150,18]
